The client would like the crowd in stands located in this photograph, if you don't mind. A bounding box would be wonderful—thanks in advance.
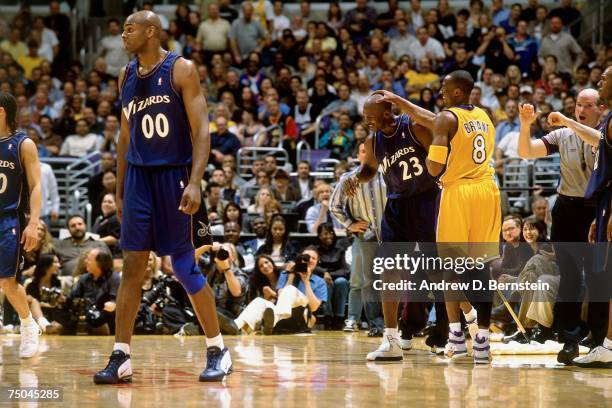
[1,0,611,340]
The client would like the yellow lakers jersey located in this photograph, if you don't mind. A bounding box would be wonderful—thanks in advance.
[439,106,496,186]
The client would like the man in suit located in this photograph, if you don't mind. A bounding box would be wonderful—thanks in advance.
[290,160,314,200]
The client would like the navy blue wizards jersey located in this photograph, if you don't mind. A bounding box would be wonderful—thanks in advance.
[585,112,612,200]
[0,131,28,214]
[121,52,192,166]
[373,114,436,198]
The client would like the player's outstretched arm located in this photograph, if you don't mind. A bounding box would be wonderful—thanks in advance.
[21,138,42,251]
[175,58,211,215]
[427,111,456,177]
[373,90,436,130]
[548,111,601,147]
[517,103,547,159]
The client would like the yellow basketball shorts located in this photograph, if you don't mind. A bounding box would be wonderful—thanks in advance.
[436,178,501,260]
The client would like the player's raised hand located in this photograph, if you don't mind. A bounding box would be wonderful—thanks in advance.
[518,103,540,125]
[179,183,201,215]
[21,219,40,252]
[548,112,569,127]
[344,175,359,197]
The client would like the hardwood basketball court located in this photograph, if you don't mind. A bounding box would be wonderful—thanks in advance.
[1,333,610,407]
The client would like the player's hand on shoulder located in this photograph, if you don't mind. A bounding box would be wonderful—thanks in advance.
[178,183,201,215]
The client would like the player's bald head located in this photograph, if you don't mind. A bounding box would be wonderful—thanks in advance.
[126,10,162,29]
[364,93,391,115]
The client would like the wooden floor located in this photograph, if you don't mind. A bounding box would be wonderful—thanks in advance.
[1,333,610,407]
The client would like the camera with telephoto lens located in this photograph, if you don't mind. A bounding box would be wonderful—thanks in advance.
[70,298,105,327]
[40,287,62,308]
[214,247,230,261]
[294,253,311,274]
[142,274,176,309]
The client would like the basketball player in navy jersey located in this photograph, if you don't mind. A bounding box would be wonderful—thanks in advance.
[94,11,231,384]
[548,66,612,368]
[345,93,449,361]
[0,92,43,359]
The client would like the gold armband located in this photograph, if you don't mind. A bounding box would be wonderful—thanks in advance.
[427,145,448,164]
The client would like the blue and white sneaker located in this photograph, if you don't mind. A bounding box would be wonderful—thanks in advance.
[472,334,492,364]
[199,346,232,382]
[94,350,132,384]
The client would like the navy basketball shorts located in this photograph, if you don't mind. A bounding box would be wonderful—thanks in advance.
[593,189,611,293]
[120,164,195,256]
[381,188,439,243]
[0,214,22,278]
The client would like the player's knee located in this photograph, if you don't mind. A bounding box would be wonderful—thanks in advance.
[170,249,206,295]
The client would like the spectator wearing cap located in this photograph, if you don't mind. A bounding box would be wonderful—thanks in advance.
[495,99,520,144]
[273,170,300,202]
[538,16,582,74]
[519,85,534,104]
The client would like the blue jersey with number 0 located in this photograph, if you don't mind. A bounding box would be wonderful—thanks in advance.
[373,114,436,198]
[121,52,192,166]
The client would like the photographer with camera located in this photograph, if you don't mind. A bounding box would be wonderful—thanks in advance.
[231,246,327,335]
[197,242,248,335]
[66,248,120,335]
[25,254,72,334]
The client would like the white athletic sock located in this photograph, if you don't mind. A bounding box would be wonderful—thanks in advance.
[113,342,130,355]
[604,337,612,350]
[206,334,224,349]
[463,307,477,323]
[384,327,399,339]
[449,323,463,335]
[37,317,51,331]
[477,328,490,339]
[20,313,35,326]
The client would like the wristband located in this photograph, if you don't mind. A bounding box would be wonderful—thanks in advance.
[427,145,448,164]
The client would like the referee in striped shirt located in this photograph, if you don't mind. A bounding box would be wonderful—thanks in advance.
[330,140,386,336]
